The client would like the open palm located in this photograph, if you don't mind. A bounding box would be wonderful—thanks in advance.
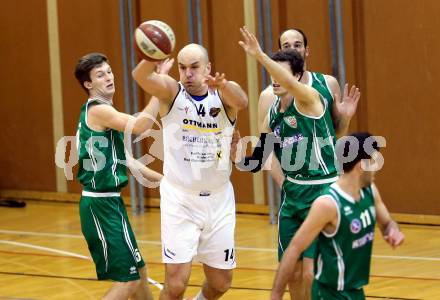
[335,83,360,119]
[238,27,263,57]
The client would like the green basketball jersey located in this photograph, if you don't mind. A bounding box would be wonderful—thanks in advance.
[268,95,337,180]
[315,183,376,291]
[309,72,334,115]
[268,72,334,168]
[76,99,128,192]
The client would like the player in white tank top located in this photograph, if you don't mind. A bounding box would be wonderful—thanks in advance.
[162,82,235,192]
[133,43,248,300]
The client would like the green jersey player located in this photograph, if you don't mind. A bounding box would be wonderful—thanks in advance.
[75,52,166,299]
[271,132,404,300]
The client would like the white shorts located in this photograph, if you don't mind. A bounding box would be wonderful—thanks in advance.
[160,177,236,269]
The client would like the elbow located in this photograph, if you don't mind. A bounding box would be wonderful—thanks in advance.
[132,68,141,83]
[236,96,248,110]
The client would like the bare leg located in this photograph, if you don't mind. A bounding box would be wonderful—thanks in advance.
[132,266,154,300]
[197,264,232,300]
[287,260,304,300]
[160,263,192,300]
[302,258,314,300]
[103,280,140,300]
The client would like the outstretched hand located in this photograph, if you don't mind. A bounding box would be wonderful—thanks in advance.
[334,83,361,119]
[156,58,175,75]
[238,26,264,58]
[205,72,228,90]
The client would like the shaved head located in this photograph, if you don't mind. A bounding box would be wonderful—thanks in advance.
[176,43,211,95]
[178,43,209,65]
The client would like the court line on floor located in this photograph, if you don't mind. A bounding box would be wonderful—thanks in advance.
[0,271,422,300]
[2,248,440,283]
[0,239,163,290]
[1,229,440,262]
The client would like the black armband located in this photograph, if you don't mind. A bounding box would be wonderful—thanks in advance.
[236,132,281,173]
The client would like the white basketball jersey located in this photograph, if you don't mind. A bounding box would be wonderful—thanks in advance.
[161,83,235,191]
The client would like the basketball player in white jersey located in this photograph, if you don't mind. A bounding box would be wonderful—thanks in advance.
[133,43,248,300]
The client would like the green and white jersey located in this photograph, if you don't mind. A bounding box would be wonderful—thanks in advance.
[267,71,334,172]
[268,95,337,181]
[308,71,334,115]
[315,183,376,291]
[76,99,128,192]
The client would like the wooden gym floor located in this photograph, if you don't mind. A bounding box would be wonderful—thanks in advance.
[0,201,439,299]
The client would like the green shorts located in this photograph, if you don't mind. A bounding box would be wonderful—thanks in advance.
[278,179,333,261]
[312,280,365,300]
[80,194,145,282]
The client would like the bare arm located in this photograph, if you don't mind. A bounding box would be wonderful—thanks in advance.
[325,75,360,138]
[372,184,404,248]
[239,27,320,107]
[89,58,175,134]
[271,197,338,300]
[258,89,285,186]
[206,72,248,119]
[258,87,276,132]
[132,59,179,105]
[88,101,159,135]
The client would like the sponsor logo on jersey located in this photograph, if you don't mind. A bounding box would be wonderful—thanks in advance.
[209,107,221,117]
[350,218,362,234]
[284,116,297,128]
[352,232,374,249]
[129,266,137,274]
[282,134,304,148]
[183,118,218,129]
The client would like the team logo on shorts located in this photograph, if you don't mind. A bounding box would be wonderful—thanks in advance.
[350,219,362,234]
[284,116,297,128]
[209,107,221,117]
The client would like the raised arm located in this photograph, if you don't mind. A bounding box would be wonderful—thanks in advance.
[205,72,248,119]
[372,184,404,248]
[325,75,360,137]
[239,27,319,107]
[132,59,179,104]
[271,197,338,300]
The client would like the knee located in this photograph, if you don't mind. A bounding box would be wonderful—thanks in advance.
[164,276,188,298]
[104,279,140,299]
[209,272,232,294]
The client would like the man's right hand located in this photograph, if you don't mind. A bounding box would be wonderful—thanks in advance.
[156,58,175,75]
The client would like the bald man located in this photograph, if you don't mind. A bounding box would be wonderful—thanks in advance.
[133,44,248,300]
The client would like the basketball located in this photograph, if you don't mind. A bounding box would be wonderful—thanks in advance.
[134,20,176,61]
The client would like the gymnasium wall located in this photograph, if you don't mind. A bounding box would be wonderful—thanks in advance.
[0,0,439,215]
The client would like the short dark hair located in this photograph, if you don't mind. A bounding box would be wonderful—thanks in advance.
[337,132,381,172]
[74,52,109,93]
[278,28,308,49]
[270,49,304,77]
